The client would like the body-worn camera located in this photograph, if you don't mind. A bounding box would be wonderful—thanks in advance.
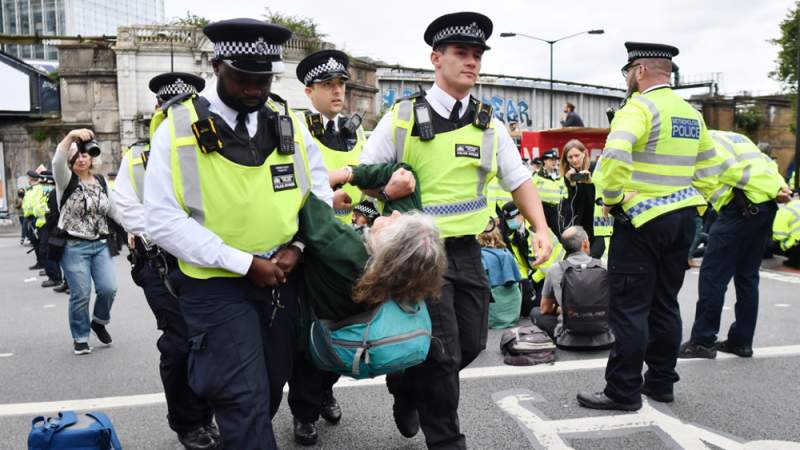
[78,139,101,157]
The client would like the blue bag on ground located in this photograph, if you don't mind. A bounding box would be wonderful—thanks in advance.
[309,300,432,379]
[28,410,122,449]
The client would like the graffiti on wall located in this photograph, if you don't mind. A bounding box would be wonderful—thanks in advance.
[383,88,532,125]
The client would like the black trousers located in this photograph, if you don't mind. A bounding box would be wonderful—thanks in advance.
[386,237,490,450]
[171,270,299,450]
[542,203,560,236]
[288,350,340,423]
[603,208,696,404]
[38,227,62,282]
[132,262,213,434]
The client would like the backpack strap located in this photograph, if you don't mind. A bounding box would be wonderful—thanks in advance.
[95,174,108,195]
[86,412,123,450]
[32,411,78,446]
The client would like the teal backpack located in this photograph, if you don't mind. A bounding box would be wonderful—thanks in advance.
[309,300,432,379]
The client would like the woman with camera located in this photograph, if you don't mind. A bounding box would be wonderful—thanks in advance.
[53,128,117,355]
[559,139,596,242]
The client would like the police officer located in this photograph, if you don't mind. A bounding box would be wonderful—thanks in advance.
[113,72,219,450]
[23,170,44,269]
[35,172,63,288]
[577,42,724,410]
[678,131,791,359]
[143,18,333,449]
[533,149,566,233]
[287,49,356,445]
[773,194,800,268]
[360,12,552,449]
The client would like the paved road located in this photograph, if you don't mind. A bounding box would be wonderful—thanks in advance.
[1,235,799,449]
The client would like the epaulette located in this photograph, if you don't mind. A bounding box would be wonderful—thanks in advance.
[161,92,195,112]
[268,93,291,115]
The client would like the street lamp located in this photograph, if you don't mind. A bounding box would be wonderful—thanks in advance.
[156,31,175,72]
[500,29,604,128]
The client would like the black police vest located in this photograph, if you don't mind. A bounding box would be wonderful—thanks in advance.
[199,100,280,167]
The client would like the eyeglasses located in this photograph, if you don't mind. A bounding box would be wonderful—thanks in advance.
[622,64,642,79]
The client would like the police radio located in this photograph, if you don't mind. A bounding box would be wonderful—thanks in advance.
[414,102,435,141]
[341,112,363,137]
[191,117,224,153]
[474,102,493,129]
[276,115,296,155]
[306,113,325,138]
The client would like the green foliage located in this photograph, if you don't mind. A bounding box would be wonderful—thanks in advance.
[31,129,51,143]
[734,104,763,137]
[770,1,800,92]
[262,8,326,39]
[170,11,210,28]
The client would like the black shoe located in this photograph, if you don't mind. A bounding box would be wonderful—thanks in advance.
[677,341,717,359]
[177,426,217,450]
[41,279,59,288]
[73,341,92,355]
[91,321,112,345]
[320,391,342,424]
[641,385,674,403]
[715,340,753,358]
[293,418,318,446]
[204,423,220,442]
[28,263,42,270]
[53,282,68,293]
[577,392,641,411]
[38,269,46,276]
[392,396,419,438]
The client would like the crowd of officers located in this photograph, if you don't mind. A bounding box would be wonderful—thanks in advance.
[13,9,800,450]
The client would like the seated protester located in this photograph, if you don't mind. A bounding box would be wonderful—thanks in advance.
[477,218,522,329]
[352,199,380,229]
[497,201,536,317]
[530,225,614,349]
[773,195,800,269]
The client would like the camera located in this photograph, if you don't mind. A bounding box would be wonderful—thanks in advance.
[78,139,101,158]
[569,172,590,182]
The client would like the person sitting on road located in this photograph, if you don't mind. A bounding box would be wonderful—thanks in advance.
[530,225,614,349]
[477,218,523,329]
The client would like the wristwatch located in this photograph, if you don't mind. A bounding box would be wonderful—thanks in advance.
[378,189,391,202]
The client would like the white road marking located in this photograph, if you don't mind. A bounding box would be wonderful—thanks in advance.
[43,304,55,309]
[0,353,13,358]
[723,306,732,310]
[494,388,800,449]
[775,304,792,308]
[23,277,37,283]
[2,344,800,417]
[688,269,800,285]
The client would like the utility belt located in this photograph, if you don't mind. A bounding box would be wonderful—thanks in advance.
[594,198,631,225]
[129,235,178,298]
[731,188,759,218]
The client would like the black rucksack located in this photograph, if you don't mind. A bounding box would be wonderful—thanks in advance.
[558,258,613,347]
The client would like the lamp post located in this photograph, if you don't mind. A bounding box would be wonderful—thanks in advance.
[157,31,175,72]
[500,29,604,128]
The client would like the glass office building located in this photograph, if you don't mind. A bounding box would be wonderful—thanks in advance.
[0,0,164,63]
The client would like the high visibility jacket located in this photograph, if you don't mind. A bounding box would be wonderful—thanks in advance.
[704,131,786,212]
[532,171,566,205]
[531,229,565,283]
[150,108,166,139]
[773,199,800,251]
[313,125,365,224]
[125,142,149,203]
[168,97,312,279]
[391,98,498,238]
[594,87,719,227]
[23,184,43,218]
[488,178,513,213]
[32,186,50,228]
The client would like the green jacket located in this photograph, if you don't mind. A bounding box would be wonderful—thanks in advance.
[296,162,422,346]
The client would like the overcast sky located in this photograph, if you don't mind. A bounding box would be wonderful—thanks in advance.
[166,0,793,95]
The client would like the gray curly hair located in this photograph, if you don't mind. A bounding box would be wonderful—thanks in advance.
[353,213,447,304]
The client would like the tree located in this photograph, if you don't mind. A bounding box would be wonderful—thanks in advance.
[170,11,210,28]
[770,1,800,92]
[262,8,326,38]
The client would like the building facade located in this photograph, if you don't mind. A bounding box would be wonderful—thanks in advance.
[0,0,163,65]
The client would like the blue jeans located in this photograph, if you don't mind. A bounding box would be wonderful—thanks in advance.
[689,201,777,348]
[61,239,117,343]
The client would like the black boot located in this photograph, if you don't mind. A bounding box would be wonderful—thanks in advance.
[320,390,342,424]
[53,281,68,293]
[293,418,318,446]
[177,426,218,450]
[392,395,419,438]
[577,391,641,411]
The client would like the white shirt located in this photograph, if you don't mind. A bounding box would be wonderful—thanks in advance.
[360,82,530,192]
[308,105,341,132]
[144,89,334,276]
[111,152,146,237]
[641,83,671,94]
